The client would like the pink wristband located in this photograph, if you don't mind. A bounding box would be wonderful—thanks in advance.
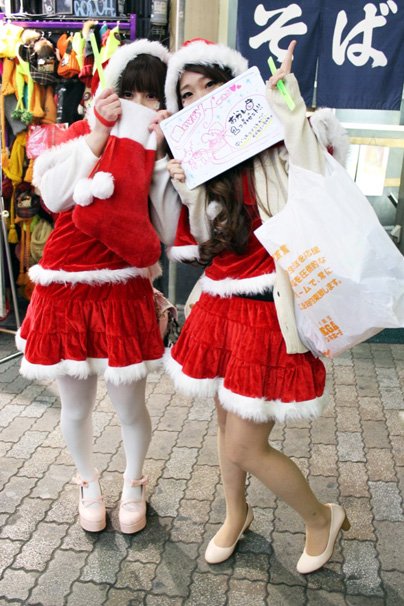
[94,107,117,128]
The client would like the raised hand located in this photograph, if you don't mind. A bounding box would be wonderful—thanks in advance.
[268,40,297,88]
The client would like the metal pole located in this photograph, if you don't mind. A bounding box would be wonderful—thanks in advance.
[0,196,21,328]
[0,351,22,363]
[174,0,185,50]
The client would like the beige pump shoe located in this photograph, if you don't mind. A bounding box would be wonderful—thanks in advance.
[77,474,106,533]
[119,475,148,534]
[296,503,351,574]
[205,504,254,564]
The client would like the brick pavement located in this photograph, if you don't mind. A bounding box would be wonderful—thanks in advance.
[0,333,403,605]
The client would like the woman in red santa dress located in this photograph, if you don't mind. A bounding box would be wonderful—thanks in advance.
[16,39,180,534]
[164,39,351,574]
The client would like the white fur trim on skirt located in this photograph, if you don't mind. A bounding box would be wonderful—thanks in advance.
[17,333,162,385]
[218,385,328,423]
[200,272,276,297]
[29,263,162,286]
[164,350,328,423]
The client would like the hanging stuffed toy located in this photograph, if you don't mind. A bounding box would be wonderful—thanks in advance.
[14,184,41,299]
[28,37,57,87]
[0,22,23,59]
[2,130,28,243]
[12,44,35,124]
[56,33,81,79]
[99,25,121,65]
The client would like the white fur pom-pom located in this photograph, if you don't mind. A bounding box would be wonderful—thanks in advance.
[73,178,94,206]
[91,172,115,199]
[207,200,222,220]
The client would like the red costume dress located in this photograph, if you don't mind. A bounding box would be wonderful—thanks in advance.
[18,109,180,385]
[165,177,326,423]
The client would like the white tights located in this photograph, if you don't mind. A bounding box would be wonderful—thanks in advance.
[57,375,151,498]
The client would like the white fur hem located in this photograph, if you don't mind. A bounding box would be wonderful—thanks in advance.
[200,273,276,297]
[164,351,327,422]
[167,245,199,262]
[163,351,220,397]
[218,385,328,423]
[29,264,155,286]
[19,354,162,385]
[15,330,26,353]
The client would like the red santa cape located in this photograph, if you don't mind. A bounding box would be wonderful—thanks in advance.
[72,100,161,268]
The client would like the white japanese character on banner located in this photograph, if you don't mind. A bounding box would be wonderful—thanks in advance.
[249,3,307,61]
[333,1,398,67]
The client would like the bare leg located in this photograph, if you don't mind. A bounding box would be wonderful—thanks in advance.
[224,411,331,556]
[213,397,248,547]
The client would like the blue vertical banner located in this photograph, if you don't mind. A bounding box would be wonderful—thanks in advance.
[236,1,404,110]
[317,0,404,109]
[236,1,321,107]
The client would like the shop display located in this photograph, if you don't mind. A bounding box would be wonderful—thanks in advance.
[0,13,136,321]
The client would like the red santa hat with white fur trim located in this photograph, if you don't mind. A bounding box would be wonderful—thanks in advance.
[164,38,249,114]
[98,38,169,94]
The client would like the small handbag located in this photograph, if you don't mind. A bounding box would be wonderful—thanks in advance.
[153,288,181,347]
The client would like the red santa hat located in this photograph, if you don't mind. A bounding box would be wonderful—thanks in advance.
[89,38,170,111]
[97,38,170,96]
[164,38,248,113]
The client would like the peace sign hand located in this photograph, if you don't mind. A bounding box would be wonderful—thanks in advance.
[268,40,297,88]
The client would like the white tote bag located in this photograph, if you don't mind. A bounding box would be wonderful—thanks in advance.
[255,152,404,358]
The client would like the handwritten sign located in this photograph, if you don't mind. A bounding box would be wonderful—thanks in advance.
[161,66,284,189]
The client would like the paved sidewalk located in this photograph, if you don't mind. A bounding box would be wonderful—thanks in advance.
[0,333,403,605]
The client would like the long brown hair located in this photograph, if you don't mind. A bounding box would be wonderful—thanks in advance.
[177,63,257,265]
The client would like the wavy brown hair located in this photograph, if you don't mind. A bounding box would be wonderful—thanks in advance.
[199,159,256,265]
[177,63,258,265]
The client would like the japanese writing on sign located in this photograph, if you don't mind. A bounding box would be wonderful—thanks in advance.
[236,1,403,110]
[272,244,342,312]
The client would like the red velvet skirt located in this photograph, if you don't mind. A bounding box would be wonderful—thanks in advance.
[18,277,164,384]
[165,293,327,423]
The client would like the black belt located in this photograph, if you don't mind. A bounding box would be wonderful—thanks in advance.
[235,289,274,302]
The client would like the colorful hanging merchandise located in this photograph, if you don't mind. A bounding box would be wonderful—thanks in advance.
[2,130,28,244]
[28,37,57,87]
[0,22,23,58]
[30,218,53,264]
[90,25,122,96]
[100,25,121,64]
[14,184,41,300]
[13,44,35,124]
[57,33,81,79]
[78,21,98,87]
